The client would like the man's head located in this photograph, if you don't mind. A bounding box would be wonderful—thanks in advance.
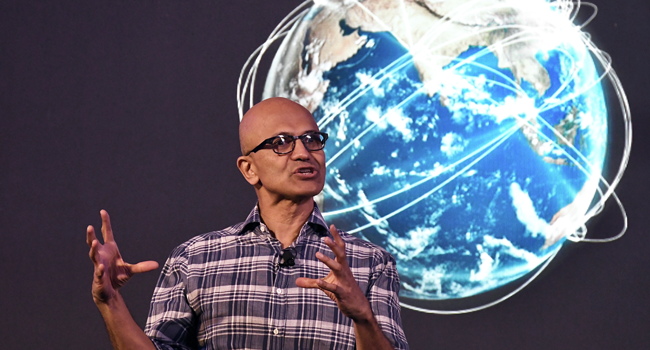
[237,97,326,203]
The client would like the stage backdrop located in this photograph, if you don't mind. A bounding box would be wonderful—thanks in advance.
[1,1,648,349]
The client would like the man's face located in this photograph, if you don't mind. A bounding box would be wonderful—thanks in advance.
[242,100,326,202]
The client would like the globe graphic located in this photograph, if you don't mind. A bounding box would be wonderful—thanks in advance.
[260,0,611,307]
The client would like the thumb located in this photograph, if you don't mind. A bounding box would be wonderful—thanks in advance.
[296,277,320,289]
[130,260,159,274]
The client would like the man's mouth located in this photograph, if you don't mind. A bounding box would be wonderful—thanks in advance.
[296,168,314,174]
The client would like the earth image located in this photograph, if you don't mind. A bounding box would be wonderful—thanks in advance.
[262,0,608,305]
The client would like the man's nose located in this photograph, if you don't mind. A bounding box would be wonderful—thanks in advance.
[290,138,311,159]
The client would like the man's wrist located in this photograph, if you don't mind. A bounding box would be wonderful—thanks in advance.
[352,307,394,350]
[94,290,122,309]
[351,305,375,325]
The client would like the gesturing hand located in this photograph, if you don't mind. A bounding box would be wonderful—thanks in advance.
[296,225,373,323]
[86,210,159,305]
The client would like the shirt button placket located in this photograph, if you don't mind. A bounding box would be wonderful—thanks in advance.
[273,282,287,343]
[269,238,287,347]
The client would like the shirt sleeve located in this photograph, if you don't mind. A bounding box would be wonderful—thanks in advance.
[144,245,199,350]
[367,249,410,350]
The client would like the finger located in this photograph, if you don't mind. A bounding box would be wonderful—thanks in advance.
[89,239,99,263]
[329,224,345,250]
[326,225,348,268]
[316,251,342,272]
[323,237,345,261]
[100,209,115,242]
[95,263,105,278]
[316,279,339,294]
[86,225,97,247]
[296,277,321,289]
[130,260,159,274]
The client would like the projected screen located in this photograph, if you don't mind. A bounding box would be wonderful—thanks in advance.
[238,0,630,312]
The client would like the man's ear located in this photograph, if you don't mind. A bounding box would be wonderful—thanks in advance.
[237,156,259,185]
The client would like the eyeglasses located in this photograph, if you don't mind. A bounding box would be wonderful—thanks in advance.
[246,131,329,155]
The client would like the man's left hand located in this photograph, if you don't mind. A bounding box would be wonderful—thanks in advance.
[296,225,373,323]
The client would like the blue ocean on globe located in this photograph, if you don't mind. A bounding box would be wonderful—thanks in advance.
[263,0,608,302]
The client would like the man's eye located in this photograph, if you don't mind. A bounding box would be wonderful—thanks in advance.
[273,137,289,146]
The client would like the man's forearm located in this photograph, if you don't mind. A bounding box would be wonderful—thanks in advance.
[96,292,156,350]
[354,312,395,350]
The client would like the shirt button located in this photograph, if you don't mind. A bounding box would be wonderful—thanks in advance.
[273,328,279,335]
[276,288,282,294]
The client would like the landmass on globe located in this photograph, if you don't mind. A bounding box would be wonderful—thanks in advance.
[289,0,552,106]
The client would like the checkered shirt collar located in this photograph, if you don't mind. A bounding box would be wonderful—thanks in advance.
[240,202,330,237]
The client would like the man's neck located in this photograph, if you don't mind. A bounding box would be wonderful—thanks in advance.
[257,196,314,249]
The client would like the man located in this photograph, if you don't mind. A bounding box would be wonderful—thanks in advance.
[87,97,409,349]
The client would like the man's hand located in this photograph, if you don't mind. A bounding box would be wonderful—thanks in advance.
[86,210,159,305]
[295,225,373,323]
[296,225,394,349]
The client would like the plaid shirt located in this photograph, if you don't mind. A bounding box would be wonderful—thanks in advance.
[144,204,409,350]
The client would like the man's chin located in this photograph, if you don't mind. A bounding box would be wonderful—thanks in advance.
[287,184,324,202]
[258,180,324,203]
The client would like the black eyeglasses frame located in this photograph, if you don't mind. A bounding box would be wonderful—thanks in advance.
[246,131,329,156]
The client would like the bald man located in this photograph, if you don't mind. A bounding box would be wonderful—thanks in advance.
[87,98,409,349]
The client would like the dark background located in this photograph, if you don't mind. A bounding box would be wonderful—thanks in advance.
[1,1,648,349]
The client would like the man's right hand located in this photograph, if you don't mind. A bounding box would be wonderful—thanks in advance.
[86,210,159,305]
